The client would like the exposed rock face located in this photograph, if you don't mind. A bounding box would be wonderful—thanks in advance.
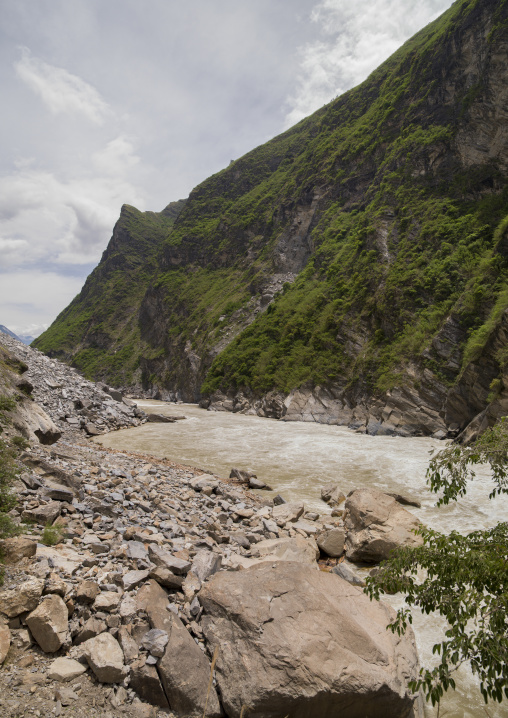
[345,489,423,563]
[200,562,420,718]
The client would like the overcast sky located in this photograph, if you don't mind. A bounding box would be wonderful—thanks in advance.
[0,0,453,338]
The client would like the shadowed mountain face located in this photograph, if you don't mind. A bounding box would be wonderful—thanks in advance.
[35,0,508,438]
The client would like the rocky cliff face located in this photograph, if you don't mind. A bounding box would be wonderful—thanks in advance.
[35,0,508,437]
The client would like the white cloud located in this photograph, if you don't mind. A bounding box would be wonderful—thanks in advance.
[15,47,111,124]
[285,0,453,127]
[0,150,146,268]
[0,270,84,338]
[92,135,140,176]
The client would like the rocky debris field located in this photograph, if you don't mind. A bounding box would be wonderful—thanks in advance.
[0,334,424,717]
[0,332,147,439]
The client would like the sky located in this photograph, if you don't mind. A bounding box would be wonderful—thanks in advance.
[0,0,454,338]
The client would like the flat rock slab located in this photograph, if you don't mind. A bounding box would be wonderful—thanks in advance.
[36,544,84,575]
[199,561,419,718]
[48,657,87,682]
[250,536,319,565]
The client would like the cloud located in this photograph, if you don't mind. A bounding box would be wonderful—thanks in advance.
[0,270,85,338]
[14,47,111,124]
[92,135,140,176]
[285,0,453,126]
[0,149,146,268]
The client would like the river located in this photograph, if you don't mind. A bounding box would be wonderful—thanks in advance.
[94,400,508,718]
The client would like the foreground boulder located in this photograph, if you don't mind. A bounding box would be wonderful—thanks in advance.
[200,561,419,718]
[345,489,423,563]
[26,594,68,652]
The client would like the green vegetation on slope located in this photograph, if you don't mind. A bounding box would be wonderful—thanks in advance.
[34,0,508,412]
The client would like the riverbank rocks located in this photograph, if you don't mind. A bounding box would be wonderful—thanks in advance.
[200,561,420,718]
[250,536,319,565]
[345,488,423,563]
[317,527,345,557]
[321,484,346,506]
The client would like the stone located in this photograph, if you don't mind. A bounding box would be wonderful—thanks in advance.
[271,501,304,526]
[0,622,11,663]
[386,492,422,508]
[117,626,139,663]
[130,659,169,709]
[140,628,169,657]
[26,594,68,652]
[43,483,74,502]
[74,617,106,645]
[43,573,67,598]
[21,501,62,525]
[94,591,121,612]
[48,657,87,682]
[118,594,137,620]
[0,577,44,617]
[190,550,222,582]
[85,422,101,435]
[148,544,191,574]
[200,561,419,718]
[148,566,184,590]
[75,580,100,604]
[321,484,346,506]
[345,488,423,563]
[0,537,37,564]
[126,540,148,561]
[317,527,346,557]
[189,474,219,492]
[250,535,319,565]
[83,632,126,683]
[136,580,221,716]
[332,562,366,587]
[122,569,149,591]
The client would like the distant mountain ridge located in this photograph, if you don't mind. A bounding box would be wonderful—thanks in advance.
[35,0,508,439]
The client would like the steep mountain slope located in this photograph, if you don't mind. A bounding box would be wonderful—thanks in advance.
[35,0,508,437]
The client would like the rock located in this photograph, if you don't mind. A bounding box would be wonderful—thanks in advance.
[190,550,222,582]
[140,628,169,657]
[148,566,184,590]
[386,492,422,508]
[271,501,304,526]
[136,580,221,716]
[48,657,87,682]
[118,594,138,621]
[0,622,11,663]
[126,540,148,561]
[83,632,126,683]
[122,569,149,591]
[130,659,169,709]
[272,494,286,505]
[345,488,423,563]
[75,580,100,604]
[0,577,44,617]
[43,573,67,598]
[148,544,191,574]
[85,422,101,436]
[117,626,139,663]
[317,527,345,557]
[229,468,255,483]
[200,561,419,718]
[0,537,37,564]
[321,484,346,506]
[146,413,175,423]
[189,474,219,492]
[94,591,121,612]
[21,500,62,525]
[250,536,319,565]
[74,617,106,645]
[248,476,272,490]
[26,594,69,652]
[332,562,366,587]
[43,483,74,502]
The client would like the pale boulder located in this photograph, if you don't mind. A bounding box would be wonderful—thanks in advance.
[317,527,345,557]
[83,632,126,683]
[0,577,43,618]
[48,657,87,682]
[250,535,319,565]
[0,622,11,663]
[26,594,69,652]
[345,488,423,563]
[0,537,37,565]
[271,501,304,526]
[199,561,420,718]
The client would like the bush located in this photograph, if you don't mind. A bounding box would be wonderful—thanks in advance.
[41,523,65,547]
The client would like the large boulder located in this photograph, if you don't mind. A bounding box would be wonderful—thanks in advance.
[0,537,37,565]
[0,577,44,618]
[199,561,419,718]
[345,489,423,563]
[26,594,69,652]
[136,580,221,717]
[83,632,126,683]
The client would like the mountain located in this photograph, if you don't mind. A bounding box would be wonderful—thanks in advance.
[34,0,508,439]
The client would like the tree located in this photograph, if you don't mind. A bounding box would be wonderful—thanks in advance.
[365,418,508,708]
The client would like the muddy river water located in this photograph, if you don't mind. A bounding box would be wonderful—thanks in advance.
[95,400,508,718]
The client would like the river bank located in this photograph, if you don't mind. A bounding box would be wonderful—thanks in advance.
[1,332,506,717]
